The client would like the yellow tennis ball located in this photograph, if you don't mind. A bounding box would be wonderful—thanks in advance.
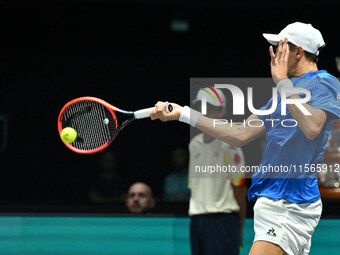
[60,127,77,143]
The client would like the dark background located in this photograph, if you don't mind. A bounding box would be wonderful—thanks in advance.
[0,0,340,213]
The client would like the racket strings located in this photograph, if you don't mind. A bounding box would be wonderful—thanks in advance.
[62,100,117,151]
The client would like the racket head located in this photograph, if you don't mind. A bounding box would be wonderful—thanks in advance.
[58,97,119,154]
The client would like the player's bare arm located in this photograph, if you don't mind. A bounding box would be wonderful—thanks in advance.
[195,114,265,147]
[287,97,327,140]
[150,102,266,147]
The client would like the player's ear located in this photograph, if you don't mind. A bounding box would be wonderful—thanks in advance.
[296,46,304,60]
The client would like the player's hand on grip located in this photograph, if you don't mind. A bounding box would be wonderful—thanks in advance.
[269,38,289,84]
[150,101,183,121]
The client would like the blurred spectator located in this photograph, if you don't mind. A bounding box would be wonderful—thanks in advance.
[163,147,190,202]
[189,88,247,255]
[89,151,127,203]
[126,182,155,213]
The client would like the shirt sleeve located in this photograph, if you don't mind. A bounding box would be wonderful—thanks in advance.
[308,78,340,119]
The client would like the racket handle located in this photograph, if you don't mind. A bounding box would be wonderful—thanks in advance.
[134,107,155,119]
[134,104,173,119]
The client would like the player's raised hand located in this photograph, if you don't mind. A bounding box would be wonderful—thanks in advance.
[150,101,183,121]
[269,38,289,84]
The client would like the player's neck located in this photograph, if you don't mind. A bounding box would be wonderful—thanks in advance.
[289,61,318,78]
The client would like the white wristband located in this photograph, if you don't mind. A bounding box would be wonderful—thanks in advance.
[179,106,201,127]
[276,79,296,98]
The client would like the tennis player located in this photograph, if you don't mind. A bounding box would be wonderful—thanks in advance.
[151,22,340,255]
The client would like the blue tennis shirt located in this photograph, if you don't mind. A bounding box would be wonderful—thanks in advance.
[248,70,340,204]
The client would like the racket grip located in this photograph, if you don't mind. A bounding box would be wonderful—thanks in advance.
[134,104,173,119]
[134,107,155,119]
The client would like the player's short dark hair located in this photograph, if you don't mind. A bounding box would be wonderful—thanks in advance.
[288,42,319,64]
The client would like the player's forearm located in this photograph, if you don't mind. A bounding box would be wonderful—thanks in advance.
[287,95,327,140]
[195,115,247,147]
[150,103,264,146]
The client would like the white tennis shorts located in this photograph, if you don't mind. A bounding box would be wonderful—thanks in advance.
[253,196,322,255]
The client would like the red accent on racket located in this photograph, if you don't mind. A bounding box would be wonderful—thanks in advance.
[57,96,172,154]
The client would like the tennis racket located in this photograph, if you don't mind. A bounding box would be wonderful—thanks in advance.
[57,96,173,154]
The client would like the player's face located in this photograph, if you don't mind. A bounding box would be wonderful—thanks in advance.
[126,184,154,213]
[286,47,297,75]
